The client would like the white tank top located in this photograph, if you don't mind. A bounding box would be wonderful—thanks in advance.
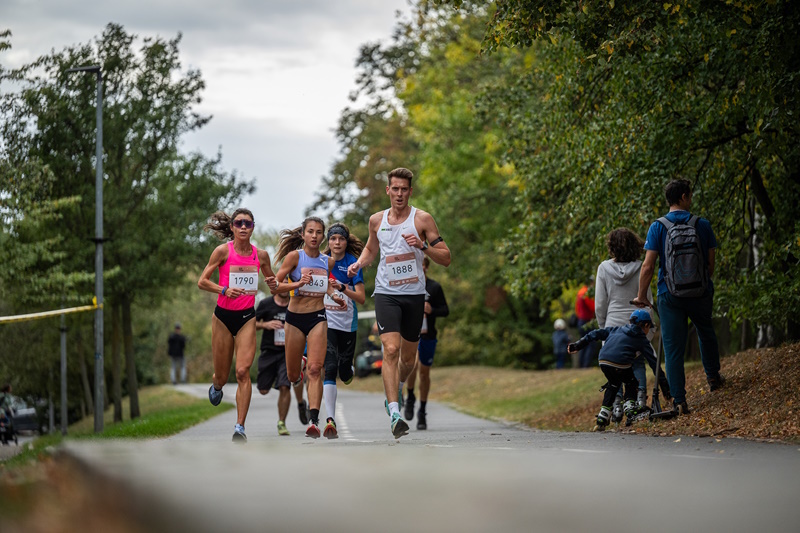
[374,206,426,295]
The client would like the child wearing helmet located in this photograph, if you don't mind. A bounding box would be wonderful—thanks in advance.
[568,309,670,430]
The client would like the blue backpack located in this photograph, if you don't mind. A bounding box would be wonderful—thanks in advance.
[658,215,708,298]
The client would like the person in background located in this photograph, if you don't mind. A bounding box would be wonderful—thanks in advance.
[403,257,449,430]
[552,319,570,370]
[567,310,668,431]
[595,227,668,421]
[255,291,294,436]
[167,323,187,385]
[633,179,724,415]
[575,276,597,368]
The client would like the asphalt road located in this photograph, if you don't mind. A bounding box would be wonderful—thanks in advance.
[62,383,800,533]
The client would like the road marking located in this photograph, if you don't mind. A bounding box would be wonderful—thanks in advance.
[335,404,358,441]
[426,444,454,448]
[669,454,730,460]
[561,448,611,454]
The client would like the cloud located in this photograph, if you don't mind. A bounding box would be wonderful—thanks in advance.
[1,0,409,230]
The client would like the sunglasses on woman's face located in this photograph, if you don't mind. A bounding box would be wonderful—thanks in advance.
[233,219,254,229]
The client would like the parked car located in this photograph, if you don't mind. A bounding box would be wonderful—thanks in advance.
[355,349,383,378]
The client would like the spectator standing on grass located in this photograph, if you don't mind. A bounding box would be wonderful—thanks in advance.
[595,228,668,421]
[633,179,725,416]
[575,277,597,368]
[552,319,570,370]
[167,323,187,385]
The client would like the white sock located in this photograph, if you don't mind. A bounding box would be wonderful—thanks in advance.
[323,383,337,420]
[388,401,400,416]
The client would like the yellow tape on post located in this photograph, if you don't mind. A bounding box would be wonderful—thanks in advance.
[0,303,101,325]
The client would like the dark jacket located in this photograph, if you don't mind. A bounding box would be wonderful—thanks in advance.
[571,324,657,371]
[421,277,449,340]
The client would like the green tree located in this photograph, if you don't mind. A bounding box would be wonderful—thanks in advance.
[0,24,252,422]
[439,0,800,343]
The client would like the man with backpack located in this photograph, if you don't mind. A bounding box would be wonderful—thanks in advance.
[633,179,725,415]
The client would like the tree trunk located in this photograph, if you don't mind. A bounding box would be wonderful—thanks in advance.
[111,301,123,423]
[123,295,140,419]
[77,329,94,415]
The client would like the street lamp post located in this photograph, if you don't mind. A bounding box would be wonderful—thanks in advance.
[67,65,104,433]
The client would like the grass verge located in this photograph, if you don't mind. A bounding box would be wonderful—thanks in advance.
[1,385,233,469]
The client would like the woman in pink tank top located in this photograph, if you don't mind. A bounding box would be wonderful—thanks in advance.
[198,208,278,443]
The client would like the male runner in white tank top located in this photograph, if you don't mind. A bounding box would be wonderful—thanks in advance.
[348,167,451,438]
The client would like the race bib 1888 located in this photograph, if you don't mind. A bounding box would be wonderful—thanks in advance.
[386,253,419,286]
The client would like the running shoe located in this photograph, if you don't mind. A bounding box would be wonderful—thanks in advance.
[342,365,355,385]
[292,356,308,388]
[305,423,321,439]
[208,385,223,406]
[391,412,409,439]
[298,400,309,425]
[323,417,338,439]
[404,391,416,421]
[416,409,427,430]
[277,420,290,436]
[232,424,247,443]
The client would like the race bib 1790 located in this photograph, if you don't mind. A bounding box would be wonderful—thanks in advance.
[229,265,258,295]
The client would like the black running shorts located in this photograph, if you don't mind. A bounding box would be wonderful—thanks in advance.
[373,293,426,342]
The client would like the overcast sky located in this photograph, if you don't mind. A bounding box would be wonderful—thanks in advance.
[1,0,409,232]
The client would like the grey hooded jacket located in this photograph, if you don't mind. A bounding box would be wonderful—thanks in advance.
[594,259,653,329]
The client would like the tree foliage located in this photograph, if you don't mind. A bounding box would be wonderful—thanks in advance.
[0,24,252,416]
[437,0,800,338]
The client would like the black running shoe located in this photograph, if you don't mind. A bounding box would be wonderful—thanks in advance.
[404,392,416,421]
[417,409,427,430]
[298,400,309,425]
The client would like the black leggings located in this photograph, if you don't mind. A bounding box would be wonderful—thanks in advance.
[324,329,357,383]
[599,364,639,408]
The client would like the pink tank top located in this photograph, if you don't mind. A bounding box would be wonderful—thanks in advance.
[217,241,260,311]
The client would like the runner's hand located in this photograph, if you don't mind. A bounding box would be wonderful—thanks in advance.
[299,272,312,286]
[331,294,346,308]
[265,276,278,290]
[347,262,360,278]
[226,287,244,298]
[567,343,578,354]
[401,233,423,249]
[268,320,283,330]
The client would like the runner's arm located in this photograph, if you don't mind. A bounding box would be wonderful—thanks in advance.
[418,211,451,267]
[197,244,228,295]
[349,213,380,276]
